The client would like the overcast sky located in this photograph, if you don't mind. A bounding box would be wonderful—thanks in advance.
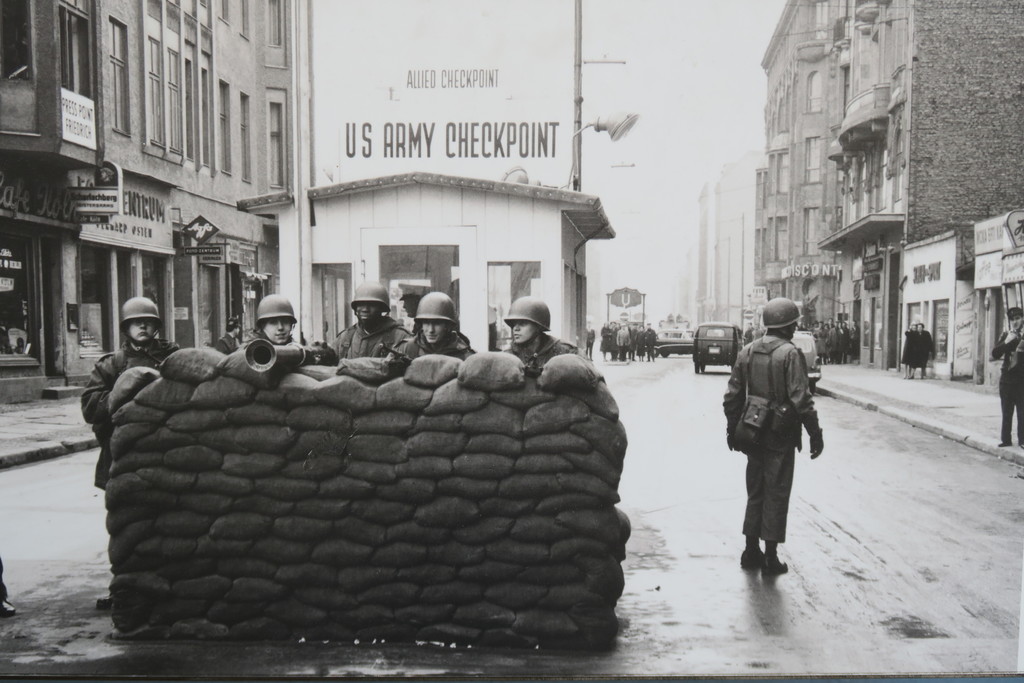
[310,0,790,320]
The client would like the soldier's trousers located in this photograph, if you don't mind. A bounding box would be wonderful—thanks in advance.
[743,443,795,543]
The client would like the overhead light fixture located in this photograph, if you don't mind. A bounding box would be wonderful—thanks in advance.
[591,112,639,142]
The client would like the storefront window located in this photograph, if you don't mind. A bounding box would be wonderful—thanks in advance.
[117,250,132,316]
[141,255,166,311]
[0,234,33,357]
[315,263,351,345]
[197,264,219,347]
[933,299,949,363]
[488,262,542,350]
[379,245,459,332]
[80,245,111,354]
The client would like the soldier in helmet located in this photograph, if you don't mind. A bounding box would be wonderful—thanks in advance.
[722,297,824,576]
[333,282,411,359]
[81,296,179,609]
[254,294,298,345]
[503,296,578,375]
[396,292,474,360]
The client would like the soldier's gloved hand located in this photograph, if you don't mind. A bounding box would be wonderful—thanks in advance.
[726,430,737,452]
[810,429,824,459]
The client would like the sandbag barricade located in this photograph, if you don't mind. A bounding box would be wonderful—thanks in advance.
[104,348,629,650]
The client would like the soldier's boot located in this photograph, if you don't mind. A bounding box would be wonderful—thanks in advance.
[740,535,764,570]
[762,541,789,575]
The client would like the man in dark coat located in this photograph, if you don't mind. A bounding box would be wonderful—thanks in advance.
[723,297,824,575]
[214,316,242,354]
[992,306,1024,447]
[334,282,411,359]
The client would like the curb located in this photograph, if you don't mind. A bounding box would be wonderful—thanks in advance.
[816,385,1024,468]
[0,434,99,471]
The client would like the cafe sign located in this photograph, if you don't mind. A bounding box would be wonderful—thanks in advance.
[79,178,173,254]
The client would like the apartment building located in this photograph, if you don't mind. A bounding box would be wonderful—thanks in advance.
[0,0,292,401]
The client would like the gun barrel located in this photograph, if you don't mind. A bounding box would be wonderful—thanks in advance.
[244,339,307,372]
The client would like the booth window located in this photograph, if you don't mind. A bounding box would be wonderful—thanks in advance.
[79,245,111,355]
[488,262,541,351]
[379,245,459,332]
[0,235,34,358]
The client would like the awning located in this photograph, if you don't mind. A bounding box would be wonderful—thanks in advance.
[818,213,904,251]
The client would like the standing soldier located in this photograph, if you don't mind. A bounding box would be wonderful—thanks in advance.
[722,297,824,576]
[81,296,180,608]
[503,296,577,375]
[214,316,242,354]
[333,282,411,359]
[397,292,475,360]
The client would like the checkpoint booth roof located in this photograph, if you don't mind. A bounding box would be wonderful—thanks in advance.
[237,172,617,352]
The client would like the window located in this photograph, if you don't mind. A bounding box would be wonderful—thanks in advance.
[147,38,164,145]
[805,137,822,184]
[2,0,31,79]
[766,217,775,261]
[268,0,284,46]
[807,71,821,113]
[80,245,111,354]
[220,0,229,22]
[380,246,460,333]
[775,216,789,260]
[240,92,251,181]
[814,1,828,39]
[0,235,35,358]
[219,80,231,173]
[109,19,129,132]
[756,169,766,209]
[59,3,91,95]
[200,55,212,167]
[933,299,949,363]
[184,49,195,159]
[240,0,249,37]
[772,152,789,194]
[269,101,285,187]
[802,208,819,255]
[488,262,542,350]
[167,49,182,152]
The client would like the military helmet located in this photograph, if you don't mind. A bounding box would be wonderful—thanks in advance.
[762,297,801,329]
[351,282,390,310]
[415,292,457,323]
[256,294,297,325]
[120,297,162,331]
[504,296,551,331]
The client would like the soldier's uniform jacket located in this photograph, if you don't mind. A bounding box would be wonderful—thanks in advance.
[723,334,820,450]
[398,331,475,360]
[507,335,578,375]
[333,318,411,360]
[81,338,180,489]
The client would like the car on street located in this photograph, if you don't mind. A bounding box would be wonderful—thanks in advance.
[693,321,742,373]
[654,326,694,356]
[791,330,822,393]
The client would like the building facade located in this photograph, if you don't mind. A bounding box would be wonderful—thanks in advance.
[0,0,291,402]
[711,150,761,326]
[758,0,843,332]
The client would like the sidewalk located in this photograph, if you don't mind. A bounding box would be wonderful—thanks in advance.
[814,362,1024,468]
[0,396,98,470]
[0,364,1022,470]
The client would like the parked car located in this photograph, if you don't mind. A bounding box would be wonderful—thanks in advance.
[654,326,694,356]
[791,330,822,393]
[693,321,742,373]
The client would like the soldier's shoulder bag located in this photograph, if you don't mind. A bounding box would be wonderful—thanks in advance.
[733,345,776,453]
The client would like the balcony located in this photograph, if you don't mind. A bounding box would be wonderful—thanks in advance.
[818,212,904,251]
[796,39,828,63]
[837,83,891,152]
[855,0,880,25]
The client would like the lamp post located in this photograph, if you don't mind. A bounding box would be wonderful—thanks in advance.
[570,0,639,191]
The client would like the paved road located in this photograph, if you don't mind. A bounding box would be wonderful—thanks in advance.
[0,356,1021,677]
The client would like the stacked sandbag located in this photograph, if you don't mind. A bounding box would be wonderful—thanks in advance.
[105,348,629,650]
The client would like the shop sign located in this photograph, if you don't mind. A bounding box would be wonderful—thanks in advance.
[975,251,1002,289]
[974,213,1007,255]
[781,262,841,278]
[183,215,220,244]
[79,177,173,254]
[750,286,767,305]
[1002,251,1024,284]
[61,88,96,150]
[863,273,881,290]
[863,256,884,273]
[183,244,226,264]
[0,168,77,224]
[228,243,258,270]
[313,1,573,184]
[1005,210,1024,250]
[912,261,941,284]
[68,161,122,217]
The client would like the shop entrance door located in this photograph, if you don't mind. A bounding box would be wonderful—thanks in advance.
[360,227,483,347]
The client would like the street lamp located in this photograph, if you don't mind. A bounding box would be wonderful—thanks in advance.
[570,0,638,191]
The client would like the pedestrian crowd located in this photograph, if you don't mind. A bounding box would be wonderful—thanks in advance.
[597,321,660,363]
[798,319,860,366]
